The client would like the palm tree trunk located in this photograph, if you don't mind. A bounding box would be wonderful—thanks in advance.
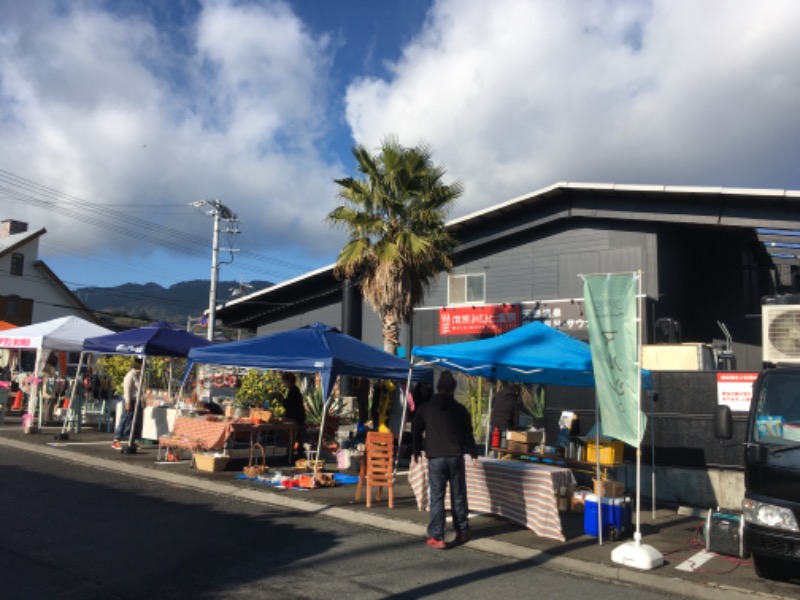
[382,315,400,355]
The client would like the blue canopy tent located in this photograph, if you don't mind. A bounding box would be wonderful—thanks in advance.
[185,322,432,402]
[83,320,213,358]
[185,322,433,478]
[412,321,653,389]
[74,321,213,448]
[411,321,654,458]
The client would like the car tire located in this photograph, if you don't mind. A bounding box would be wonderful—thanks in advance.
[752,553,789,581]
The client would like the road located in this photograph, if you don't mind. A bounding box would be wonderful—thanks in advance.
[0,446,693,599]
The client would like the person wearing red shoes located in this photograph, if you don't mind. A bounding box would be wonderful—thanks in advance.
[412,370,477,549]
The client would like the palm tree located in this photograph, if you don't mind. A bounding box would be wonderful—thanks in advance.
[327,136,462,354]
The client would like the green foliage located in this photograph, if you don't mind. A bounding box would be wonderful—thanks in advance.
[304,386,343,425]
[327,135,462,353]
[235,369,286,410]
[95,355,182,397]
[519,384,545,421]
[455,374,489,442]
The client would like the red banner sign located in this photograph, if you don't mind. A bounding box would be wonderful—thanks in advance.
[439,305,520,336]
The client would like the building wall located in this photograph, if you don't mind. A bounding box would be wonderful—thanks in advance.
[412,222,659,347]
[255,303,341,337]
[1,237,89,324]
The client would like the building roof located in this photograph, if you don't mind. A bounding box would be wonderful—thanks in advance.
[216,182,800,329]
[33,260,105,325]
[0,227,46,258]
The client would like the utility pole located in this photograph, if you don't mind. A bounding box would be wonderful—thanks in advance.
[190,199,239,341]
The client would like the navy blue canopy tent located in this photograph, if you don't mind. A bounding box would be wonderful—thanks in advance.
[83,320,212,357]
[185,323,432,478]
[75,321,212,446]
[185,322,432,402]
[412,321,653,389]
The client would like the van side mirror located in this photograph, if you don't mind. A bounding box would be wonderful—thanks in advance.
[714,404,733,440]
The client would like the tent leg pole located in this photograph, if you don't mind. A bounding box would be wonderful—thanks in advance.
[313,396,329,488]
[485,386,495,457]
[62,352,86,435]
[595,390,602,546]
[394,364,415,478]
[126,357,147,453]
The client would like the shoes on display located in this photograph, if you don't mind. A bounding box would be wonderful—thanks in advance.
[111,441,121,450]
[426,537,446,549]
[455,530,472,544]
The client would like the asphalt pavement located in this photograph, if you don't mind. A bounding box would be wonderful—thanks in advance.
[0,415,797,600]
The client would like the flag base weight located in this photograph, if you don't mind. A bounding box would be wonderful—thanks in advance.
[611,534,664,570]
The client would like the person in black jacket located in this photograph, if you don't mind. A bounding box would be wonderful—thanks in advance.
[490,380,521,432]
[412,370,477,549]
[280,372,306,459]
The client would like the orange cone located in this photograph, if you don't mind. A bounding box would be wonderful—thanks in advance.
[11,390,23,411]
[62,397,70,409]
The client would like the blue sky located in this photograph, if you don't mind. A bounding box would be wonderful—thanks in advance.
[2,0,800,294]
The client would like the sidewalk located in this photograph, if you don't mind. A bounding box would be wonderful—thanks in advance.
[0,417,797,600]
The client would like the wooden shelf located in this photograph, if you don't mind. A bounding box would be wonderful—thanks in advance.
[490,447,622,475]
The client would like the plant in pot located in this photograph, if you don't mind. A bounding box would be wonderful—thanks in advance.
[519,383,545,429]
[304,386,342,434]
[235,370,286,419]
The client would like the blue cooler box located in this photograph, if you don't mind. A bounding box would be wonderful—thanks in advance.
[584,494,632,540]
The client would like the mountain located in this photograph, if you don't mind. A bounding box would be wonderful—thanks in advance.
[74,279,272,327]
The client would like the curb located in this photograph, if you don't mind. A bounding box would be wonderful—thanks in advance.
[0,436,794,600]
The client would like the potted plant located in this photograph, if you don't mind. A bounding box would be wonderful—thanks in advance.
[235,370,286,418]
[305,386,342,434]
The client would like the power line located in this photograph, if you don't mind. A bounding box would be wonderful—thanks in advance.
[0,168,319,280]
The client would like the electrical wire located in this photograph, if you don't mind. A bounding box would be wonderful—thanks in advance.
[0,168,318,282]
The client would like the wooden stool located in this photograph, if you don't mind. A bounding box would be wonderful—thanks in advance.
[356,431,395,508]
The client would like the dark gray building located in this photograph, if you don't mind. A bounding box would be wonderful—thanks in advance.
[216,182,798,371]
[214,182,800,508]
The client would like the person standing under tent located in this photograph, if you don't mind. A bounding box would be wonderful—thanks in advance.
[412,370,477,549]
[489,380,522,432]
[41,354,60,424]
[280,372,306,459]
[112,359,143,450]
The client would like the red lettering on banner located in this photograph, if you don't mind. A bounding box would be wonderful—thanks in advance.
[0,337,31,347]
[439,305,521,336]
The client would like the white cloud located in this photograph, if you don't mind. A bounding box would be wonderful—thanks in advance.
[3,0,800,289]
[345,0,800,216]
[0,0,345,284]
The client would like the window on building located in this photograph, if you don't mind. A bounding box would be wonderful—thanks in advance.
[448,273,485,305]
[10,252,23,276]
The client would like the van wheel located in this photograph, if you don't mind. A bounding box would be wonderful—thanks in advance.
[753,553,789,580]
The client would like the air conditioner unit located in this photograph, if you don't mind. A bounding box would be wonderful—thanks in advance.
[762,304,800,363]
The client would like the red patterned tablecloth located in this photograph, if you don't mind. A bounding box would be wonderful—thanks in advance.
[408,456,576,541]
[159,417,297,454]
[159,416,234,451]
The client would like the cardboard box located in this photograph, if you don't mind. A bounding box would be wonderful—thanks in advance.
[593,477,625,497]
[586,440,624,465]
[507,429,545,444]
[506,440,537,454]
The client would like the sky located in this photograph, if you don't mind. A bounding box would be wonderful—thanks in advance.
[3,0,800,295]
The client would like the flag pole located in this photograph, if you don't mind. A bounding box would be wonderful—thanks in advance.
[611,271,663,569]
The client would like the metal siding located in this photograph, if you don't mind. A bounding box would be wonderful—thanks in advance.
[256,304,341,336]
[361,307,385,348]
[530,255,555,298]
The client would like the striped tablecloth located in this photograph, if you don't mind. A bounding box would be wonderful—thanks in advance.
[408,456,576,541]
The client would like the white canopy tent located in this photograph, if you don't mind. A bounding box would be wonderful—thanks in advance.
[0,316,113,427]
